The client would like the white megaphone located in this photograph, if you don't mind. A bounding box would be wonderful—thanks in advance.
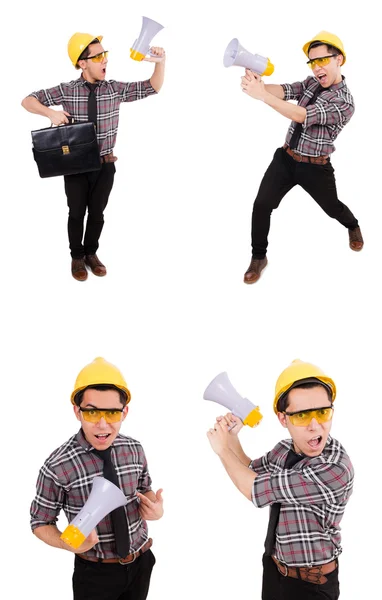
[223,38,274,76]
[60,477,127,549]
[203,372,263,428]
[130,16,164,61]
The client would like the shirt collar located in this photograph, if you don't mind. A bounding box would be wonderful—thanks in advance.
[311,75,346,94]
[77,74,107,88]
[75,428,92,450]
[325,76,346,92]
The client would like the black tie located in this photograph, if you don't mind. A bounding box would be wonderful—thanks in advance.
[93,447,130,557]
[86,82,98,128]
[264,449,303,556]
[289,85,324,150]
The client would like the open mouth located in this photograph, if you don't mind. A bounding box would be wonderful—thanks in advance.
[95,433,111,441]
[317,74,327,84]
[308,435,322,449]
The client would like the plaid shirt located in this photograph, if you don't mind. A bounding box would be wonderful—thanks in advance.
[30,429,152,559]
[29,76,157,156]
[281,76,354,157]
[250,435,354,567]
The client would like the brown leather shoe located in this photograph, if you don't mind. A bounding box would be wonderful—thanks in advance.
[348,226,364,251]
[85,254,107,276]
[71,258,88,282]
[244,257,268,284]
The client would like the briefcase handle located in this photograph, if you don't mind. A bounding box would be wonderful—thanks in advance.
[50,117,75,128]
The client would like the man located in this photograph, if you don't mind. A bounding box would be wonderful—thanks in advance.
[241,31,363,284]
[22,33,165,281]
[207,359,354,600]
[30,357,164,600]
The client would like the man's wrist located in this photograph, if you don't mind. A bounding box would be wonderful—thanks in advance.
[218,446,232,459]
[262,90,273,105]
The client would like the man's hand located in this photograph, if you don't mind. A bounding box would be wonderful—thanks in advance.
[137,489,164,520]
[49,109,71,126]
[144,46,166,63]
[241,69,266,101]
[207,418,232,456]
[216,413,244,437]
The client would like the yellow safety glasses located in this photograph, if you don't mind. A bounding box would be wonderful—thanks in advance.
[82,51,109,64]
[307,54,338,69]
[284,406,334,427]
[79,407,123,423]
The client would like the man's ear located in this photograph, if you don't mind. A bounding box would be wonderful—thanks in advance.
[122,405,129,420]
[73,404,81,422]
[337,54,344,67]
[277,412,288,428]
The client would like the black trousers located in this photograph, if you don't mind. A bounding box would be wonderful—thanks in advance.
[251,147,359,258]
[73,550,156,600]
[64,163,116,259]
[261,554,340,600]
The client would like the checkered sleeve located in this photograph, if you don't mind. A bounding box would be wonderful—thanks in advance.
[303,93,355,129]
[251,459,354,508]
[30,461,65,531]
[29,84,66,106]
[249,452,271,475]
[281,80,306,101]
[136,447,152,494]
[113,79,157,103]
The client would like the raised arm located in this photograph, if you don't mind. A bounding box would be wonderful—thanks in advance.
[207,416,259,500]
[145,47,166,92]
[241,70,307,122]
[264,84,285,99]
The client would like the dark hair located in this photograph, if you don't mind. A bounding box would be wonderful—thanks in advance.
[74,384,128,407]
[308,41,342,59]
[77,38,100,66]
[276,381,332,413]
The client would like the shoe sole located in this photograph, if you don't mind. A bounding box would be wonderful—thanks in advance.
[72,273,88,281]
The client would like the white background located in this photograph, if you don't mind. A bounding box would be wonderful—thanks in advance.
[1,1,380,598]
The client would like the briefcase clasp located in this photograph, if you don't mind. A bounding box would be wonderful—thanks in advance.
[62,145,70,154]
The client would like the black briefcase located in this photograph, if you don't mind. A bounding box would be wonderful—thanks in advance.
[31,120,101,178]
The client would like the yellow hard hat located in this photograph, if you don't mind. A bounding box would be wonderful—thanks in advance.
[68,33,103,69]
[303,31,346,65]
[273,359,336,414]
[71,357,131,404]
